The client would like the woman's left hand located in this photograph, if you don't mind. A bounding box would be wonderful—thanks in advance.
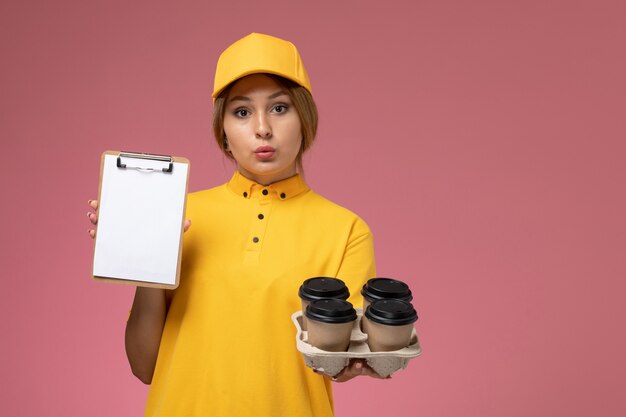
[326,359,389,382]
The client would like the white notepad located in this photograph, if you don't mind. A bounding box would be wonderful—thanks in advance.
[92,151,189,288]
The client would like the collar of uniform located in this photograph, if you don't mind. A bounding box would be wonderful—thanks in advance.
[227,171,309,200]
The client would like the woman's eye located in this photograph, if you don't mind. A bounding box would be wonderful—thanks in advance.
[234,109,249,117]
[272,105,287,113]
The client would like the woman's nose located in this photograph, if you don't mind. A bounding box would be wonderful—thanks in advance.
[255,114,272,139]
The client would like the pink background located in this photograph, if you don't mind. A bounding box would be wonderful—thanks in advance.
[1,1,625,416]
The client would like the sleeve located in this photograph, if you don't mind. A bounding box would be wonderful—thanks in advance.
[335,217,377,309]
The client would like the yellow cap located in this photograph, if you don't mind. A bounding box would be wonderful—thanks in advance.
[212,33,312,99]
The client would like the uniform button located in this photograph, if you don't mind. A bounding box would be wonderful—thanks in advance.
[243,192,248,198]
[262,189,269,195]
[258,214,264,220]
[252,237,259,243]
[280,192,286,199]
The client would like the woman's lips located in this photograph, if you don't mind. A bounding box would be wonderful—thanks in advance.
[255,146,275,160]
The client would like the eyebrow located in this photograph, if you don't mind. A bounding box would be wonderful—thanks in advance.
[228,90,288,103]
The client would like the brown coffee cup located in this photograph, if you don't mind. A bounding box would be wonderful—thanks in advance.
[305,299,356,352]
[299,277,350,330]
[364,299,418,352]
[360,278,413,333]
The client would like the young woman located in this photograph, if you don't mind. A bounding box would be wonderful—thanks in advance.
[88,33,383,417]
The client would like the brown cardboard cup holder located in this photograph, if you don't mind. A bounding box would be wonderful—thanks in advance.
[292,308,422,378]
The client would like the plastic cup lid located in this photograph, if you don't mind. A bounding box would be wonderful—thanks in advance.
[361,278,413,303]
[305,299,357,324]
[365,299,418,326]
[298,277,350,302]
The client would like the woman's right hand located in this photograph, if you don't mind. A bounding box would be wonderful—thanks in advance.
[87,200,98,238]
[87,199,192,239]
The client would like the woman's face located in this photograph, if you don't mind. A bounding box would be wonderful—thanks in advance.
[223,74,302,185]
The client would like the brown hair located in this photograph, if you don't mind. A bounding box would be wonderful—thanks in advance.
[212,74,318,172]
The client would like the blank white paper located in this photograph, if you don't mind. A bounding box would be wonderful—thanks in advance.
[93,153,188,285]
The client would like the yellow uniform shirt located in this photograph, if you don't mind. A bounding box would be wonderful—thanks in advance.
[145,172,376,417]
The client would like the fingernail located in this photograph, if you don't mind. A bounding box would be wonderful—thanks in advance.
[87,212,91,218]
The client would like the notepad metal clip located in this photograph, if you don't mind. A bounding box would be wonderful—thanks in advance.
[117,151,174,173]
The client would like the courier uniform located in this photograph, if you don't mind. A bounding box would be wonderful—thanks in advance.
[144,171,376,417]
